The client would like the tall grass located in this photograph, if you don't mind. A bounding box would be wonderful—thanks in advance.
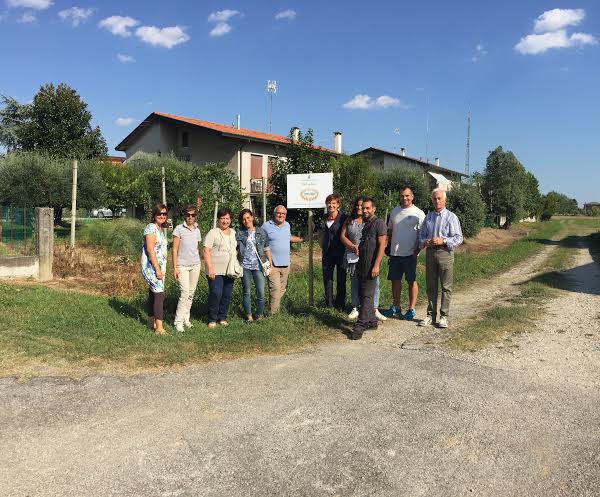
[79,218,145,262]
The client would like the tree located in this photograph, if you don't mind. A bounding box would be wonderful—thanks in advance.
[331,154,376,211]
[0,95,30,152]
[269,128,332,228]
[482,146,527,228]
[447,184,486,238]
[0,152,105,222]
[540,191,580,220]
[12,83,107,159]
[522,171,542,219]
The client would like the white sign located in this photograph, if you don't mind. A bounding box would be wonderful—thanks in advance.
[286,172,333,209]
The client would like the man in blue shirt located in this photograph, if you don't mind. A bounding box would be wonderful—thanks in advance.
[261,205,304,314]
[418,188,463,328]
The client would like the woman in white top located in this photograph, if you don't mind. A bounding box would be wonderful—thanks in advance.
[172,204,202,332]
[203,207,237,328]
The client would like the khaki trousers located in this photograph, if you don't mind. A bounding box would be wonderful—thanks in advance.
[268,266,290,314]
[425,248,454,318]
[174,263,201,324]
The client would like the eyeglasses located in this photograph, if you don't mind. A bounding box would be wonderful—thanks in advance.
[185,213,196,218]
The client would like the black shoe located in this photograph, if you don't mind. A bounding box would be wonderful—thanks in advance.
[351,329,364,340]
[366,321,378,330]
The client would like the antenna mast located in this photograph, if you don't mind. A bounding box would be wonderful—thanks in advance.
[465,107,471,175]
[267,80,277,133]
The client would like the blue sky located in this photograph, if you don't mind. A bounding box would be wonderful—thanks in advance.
[1,0,599,203]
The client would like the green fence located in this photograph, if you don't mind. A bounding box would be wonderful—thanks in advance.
[0,206,36,256]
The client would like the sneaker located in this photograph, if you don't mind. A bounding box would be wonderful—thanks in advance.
[382,305,402,318]
[375,309,387,321]
[403,308,416,321]
[418,316,433,327]
[348,308,359,320]
[184,321,193,329]
[438,316,448,328]
[174,322,185,333]
[350,329,364,340]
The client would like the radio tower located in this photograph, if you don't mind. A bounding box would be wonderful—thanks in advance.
[465,107,471,176]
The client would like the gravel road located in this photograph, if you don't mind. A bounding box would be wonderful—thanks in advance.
[1,234,599,497]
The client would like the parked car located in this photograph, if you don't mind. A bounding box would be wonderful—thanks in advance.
[90,207,126,218]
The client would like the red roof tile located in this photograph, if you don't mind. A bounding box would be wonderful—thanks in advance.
[116,112,338,154]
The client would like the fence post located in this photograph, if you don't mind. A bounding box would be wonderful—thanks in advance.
[36,207,54,281]
[70,159,78,250]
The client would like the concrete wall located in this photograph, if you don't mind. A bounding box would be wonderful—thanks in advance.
[126,122,162,158]
[0,207,53,281]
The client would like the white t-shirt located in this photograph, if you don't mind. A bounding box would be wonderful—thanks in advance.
[387,204,426,256]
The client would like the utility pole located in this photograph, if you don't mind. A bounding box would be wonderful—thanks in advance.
[267,80,277,133]
[70,159,78,250]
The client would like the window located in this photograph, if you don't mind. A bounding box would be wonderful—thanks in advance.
[250,154,263,179]
[182,131,189,148]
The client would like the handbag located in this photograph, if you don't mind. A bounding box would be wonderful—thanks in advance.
[252,239,271,277]
[220,230,243,279]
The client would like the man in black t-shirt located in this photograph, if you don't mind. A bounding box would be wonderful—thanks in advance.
[352,197,387,340]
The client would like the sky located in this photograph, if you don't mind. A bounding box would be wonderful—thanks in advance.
[1,0,599,204]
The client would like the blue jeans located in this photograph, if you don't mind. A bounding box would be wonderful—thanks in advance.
[242,268,265,317]
[207,275,234,322]
[350,274,380,308]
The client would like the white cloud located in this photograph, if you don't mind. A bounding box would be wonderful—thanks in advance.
[7,0,52,9]
[534,8,585,33]
[515,29,597,55]
[115,117,135,127]
[98,15,139,37]
[208,9,240,22]
[135,25,190,48]
[17,11,35,22]
[117,53,135,63]
[275,9,296,20]
[209,22,231,37]
[343,94,403,110]
[471,43,487,62]
[58,7,94,27]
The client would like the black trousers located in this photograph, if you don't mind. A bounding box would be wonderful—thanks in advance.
[353,277,378,332]
[322,252,347,309]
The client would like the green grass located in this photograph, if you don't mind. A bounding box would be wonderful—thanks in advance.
[78,218,146,262]
[0,218,582,376]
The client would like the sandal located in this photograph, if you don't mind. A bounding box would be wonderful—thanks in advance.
[154,328,169,336]
[208,322,217,329]
[218,320,229,327]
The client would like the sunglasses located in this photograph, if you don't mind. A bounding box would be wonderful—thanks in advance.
[157,212,167,216]
[185,213,197,218]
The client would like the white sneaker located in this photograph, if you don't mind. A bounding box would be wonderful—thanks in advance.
[184,321,193,329]
[418,316,433,327]
[174,322,185,332]
[375,309,387,321]
[438,316,448,328]
[348,308,359,319]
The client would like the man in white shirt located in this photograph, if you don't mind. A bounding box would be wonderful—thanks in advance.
[382,186,426,320]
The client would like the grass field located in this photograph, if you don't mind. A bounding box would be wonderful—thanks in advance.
[0,218,581,376]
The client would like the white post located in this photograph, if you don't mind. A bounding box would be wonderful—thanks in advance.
[70,159,78,250]
[161,165,166,206]
[213,200,218,229]
[262,176,267,224]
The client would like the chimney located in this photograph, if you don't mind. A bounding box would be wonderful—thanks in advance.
[333,131,342,154]
[435,157,440,167]
[291,127,300,143]
[400,147,406,156]
[236,114,241,129]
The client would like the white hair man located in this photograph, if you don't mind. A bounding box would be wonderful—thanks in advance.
[417,188,463,328]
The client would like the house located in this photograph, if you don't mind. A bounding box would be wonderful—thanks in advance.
[115,112,340,208]
[584,202,600,215]
[352,147,468,190]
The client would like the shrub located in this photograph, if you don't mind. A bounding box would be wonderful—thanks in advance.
[447,183,486,238]
[375,168,429,216]
[79,218,146,262]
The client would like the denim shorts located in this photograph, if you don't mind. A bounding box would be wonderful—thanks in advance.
[387,255,417,282]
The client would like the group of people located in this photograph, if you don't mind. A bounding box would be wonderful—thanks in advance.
[140,185,463,340]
